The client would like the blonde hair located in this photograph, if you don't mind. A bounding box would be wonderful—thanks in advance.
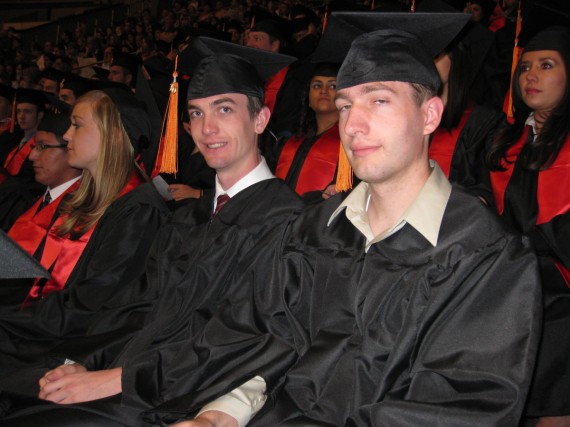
[58,90,134,237]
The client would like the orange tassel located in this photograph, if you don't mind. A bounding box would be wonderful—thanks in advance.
[322,6,328,33]
[158,55,179,174]
[335,143,353,192]
[507,0,523,119]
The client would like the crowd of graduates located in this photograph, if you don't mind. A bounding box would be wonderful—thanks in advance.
[0,0,569,425]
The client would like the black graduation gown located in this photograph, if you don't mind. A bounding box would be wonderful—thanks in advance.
[0,183,169,396]
[142,186,541,426]
[0,178,303,425]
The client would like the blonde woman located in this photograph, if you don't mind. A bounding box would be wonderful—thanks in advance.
[0,89,168,392]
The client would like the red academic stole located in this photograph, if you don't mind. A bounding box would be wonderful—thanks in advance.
[490,128,570,286]
[22,173,144,305]
[3,135,35,176]
[8,180,80,257]
[275,124,340,195]
[429,106,473,178]
[264,66,288,114]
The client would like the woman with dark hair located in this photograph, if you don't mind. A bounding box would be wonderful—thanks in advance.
[484,26,570,426]
[275,62,341,201]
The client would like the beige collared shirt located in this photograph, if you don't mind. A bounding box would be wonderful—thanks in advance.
[328,161,452,251]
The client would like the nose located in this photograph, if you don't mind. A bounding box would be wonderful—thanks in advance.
[342,106,368,138]
[63,124,74,142]
[525,65,538,82]
[29,145,39,161]
[201,114,218,136]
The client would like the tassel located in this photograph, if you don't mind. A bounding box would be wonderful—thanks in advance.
[335,143,353,192]
[322,6,328,33]
[158,55,179,174]
[507,0,523,120]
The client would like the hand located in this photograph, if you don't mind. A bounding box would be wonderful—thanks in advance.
[321,184,338,200]
[38,365,122,404]
[168,184,202,201]
[170,411,238,427]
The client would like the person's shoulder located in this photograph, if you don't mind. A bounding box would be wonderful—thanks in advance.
[243,178,305,211]
[441,185,521,249]
[114,182,169,211]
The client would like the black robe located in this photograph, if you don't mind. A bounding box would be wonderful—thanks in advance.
[140,185,541,426]
[0,178,303,425]
[0,183,169,396]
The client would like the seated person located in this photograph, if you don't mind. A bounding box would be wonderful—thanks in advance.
[0,38,302,426]
[275,62,342,201]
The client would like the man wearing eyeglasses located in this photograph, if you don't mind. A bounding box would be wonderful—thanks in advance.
[6,113,81,300]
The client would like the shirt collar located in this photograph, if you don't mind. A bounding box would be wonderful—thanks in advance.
[525,113,538,142]
[214,156,274,200]
[47,176,81,201]
[328,161,451,251]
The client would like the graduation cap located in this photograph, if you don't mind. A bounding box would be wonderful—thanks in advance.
[313,12,471,91]
[110,52,141,77]
[180,36,296,101]
[41,68,65,92]
[37,111,71,136]
[0,83,15,102]
[250,6,292,46]
[519,0,570,47]
[101,87,152,155]
[418,0,495,84]
[92,66,110,80]
[59,73,95,99]
[15,88,49,110]
[0,230,50,279]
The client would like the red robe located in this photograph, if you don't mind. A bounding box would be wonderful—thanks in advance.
[275,124,340,196]
[264,66,289,114]
[490,127,570,285]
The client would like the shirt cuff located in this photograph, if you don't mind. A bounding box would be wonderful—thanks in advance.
[196,376,267,427]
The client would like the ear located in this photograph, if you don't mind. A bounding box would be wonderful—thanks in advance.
[422,96,444,136]
[254,105,271,135]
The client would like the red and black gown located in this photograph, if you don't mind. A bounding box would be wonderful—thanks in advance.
[489,128,570,417]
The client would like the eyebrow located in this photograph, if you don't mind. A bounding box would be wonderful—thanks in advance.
[334,83,397,102]
[188,97,238,111]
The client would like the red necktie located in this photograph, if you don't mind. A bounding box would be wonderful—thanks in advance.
[212,194,230,218]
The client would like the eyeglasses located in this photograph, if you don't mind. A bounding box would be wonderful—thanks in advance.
[30,143,68,152]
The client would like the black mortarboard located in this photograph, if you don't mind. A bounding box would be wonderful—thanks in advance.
[313,62,341,77]
[181,37,296,101]
[0,83,15,102]
[313,12,470,91]
[37,111,71,136]
[523,25,570,57]
[60,73,95,98]
[519,0,570,47]
[15,88,49,110]
[250,7,292,45]
[418,0,495,83]
[0,230,50,279]
[110,52,141,77]
[92,66,110,80]
[101,87,152,154]
[41,68,65,82]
